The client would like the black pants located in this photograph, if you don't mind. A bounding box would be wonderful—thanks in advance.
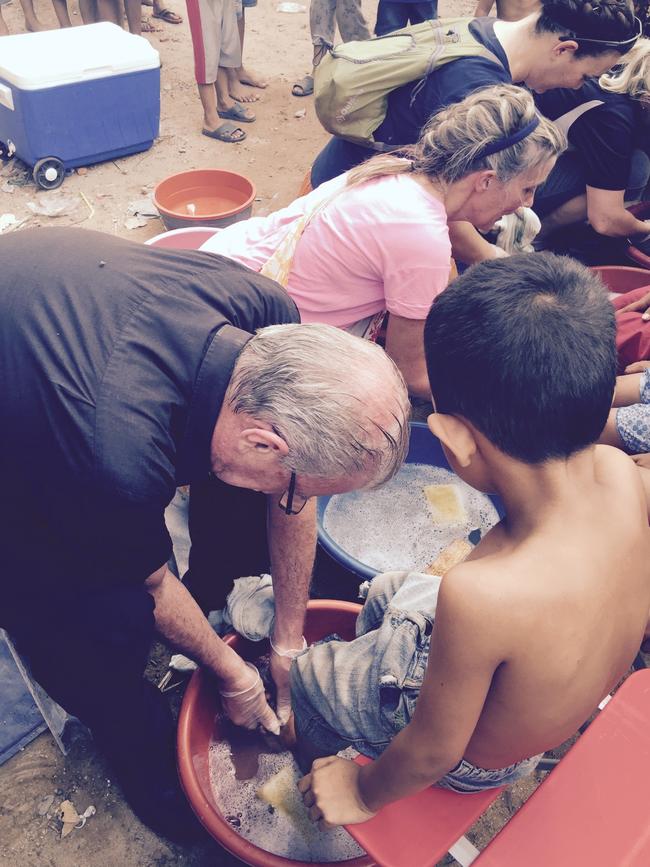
[4,477,270,783]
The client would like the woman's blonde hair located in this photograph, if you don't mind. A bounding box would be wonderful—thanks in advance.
[346,84,566,190]
[599,37,650,100]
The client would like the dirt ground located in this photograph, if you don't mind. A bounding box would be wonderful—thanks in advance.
[0,0,570,864]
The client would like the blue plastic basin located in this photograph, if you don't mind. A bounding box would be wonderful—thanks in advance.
[317,421,505,581]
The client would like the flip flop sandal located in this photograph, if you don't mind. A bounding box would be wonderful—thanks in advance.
[292,75,314,97]
[152,7,183,22]
[202,122,246,143]
[217,102,256,123]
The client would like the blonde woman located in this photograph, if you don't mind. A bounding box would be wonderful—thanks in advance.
[535,37,650,240]
[201,84,565,398]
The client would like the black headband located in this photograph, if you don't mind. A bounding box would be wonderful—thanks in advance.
[475,115,541,160]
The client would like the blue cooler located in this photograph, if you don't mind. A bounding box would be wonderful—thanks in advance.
[0,22,160,189]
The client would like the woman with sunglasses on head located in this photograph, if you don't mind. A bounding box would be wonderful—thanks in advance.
[201,85,564,399]
[310,0,641,193]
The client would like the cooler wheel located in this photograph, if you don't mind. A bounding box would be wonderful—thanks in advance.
[33,157,65,190]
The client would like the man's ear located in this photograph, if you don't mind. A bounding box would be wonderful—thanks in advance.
[427,413,477,468]
[240,427,290,458]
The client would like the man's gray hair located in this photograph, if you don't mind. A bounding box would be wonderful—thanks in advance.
[227,323,411,485]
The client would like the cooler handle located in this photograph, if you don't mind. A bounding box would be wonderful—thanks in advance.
[0,83,14,112]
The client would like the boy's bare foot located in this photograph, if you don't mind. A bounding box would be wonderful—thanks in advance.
[228,85,260,103]
[239,67,267,89]
[141,15,162,30]
[217,99,255,122]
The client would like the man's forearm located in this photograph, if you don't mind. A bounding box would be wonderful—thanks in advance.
[357,725,458,812]
[146,566,244,690]
[267,497,316,646]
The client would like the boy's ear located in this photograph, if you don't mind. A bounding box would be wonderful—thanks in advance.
[427,413,477,468]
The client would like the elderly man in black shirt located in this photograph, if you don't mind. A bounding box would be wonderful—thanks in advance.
[0,227,410,842]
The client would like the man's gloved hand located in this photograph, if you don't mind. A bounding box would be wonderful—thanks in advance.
[270,636,307,725]
[219,661,281,735]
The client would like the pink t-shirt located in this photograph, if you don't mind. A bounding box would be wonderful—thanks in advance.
[200,173,452,329]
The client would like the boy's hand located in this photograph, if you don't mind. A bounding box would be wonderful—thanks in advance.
[625,360,650,375]
[298,756,376,830]
[618,290,650,320]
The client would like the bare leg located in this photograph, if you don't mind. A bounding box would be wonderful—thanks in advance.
[124,0,142,34]
[52,0,72,25]
[198,80,246,141]
[79,0,98,22]
[19,0,46,31]
[96,0,121,24]
[237,9,267,90]
[0,8,8,34]
[221,67,255,119]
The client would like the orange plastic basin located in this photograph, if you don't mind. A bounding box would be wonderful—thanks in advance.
[177,600,372,867]
[154,169,255,231]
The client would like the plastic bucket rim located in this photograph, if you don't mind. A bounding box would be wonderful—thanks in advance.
[317,421,505,580]
[153,169,256,222]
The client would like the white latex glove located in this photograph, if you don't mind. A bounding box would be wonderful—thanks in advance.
[270,636,307,725]
[219,661,281,735]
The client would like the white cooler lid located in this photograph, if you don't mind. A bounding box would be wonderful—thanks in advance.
[0,22,160,90]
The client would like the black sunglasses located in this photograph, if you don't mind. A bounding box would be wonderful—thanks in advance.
[278,471,309,516]
[559,15,642,50]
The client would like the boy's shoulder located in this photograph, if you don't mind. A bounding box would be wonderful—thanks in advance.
[594,444,647,508]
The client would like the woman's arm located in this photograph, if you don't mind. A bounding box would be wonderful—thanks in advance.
[448,221,507,265]
[384,315,430,399]
[586,186,650,238]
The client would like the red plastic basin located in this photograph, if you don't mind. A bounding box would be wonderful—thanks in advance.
[177,600,372,867]
[154,169,255,231]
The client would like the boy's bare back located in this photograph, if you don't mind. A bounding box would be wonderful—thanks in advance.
[433,445,650,770]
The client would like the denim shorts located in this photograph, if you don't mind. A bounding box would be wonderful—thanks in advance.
[291,571,540,793]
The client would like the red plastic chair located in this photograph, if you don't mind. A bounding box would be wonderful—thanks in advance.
[346,755,502,867]
[473,669,650,866]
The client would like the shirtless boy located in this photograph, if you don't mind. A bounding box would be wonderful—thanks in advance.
[295,252,650,827]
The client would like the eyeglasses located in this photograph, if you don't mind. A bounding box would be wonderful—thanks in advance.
[559,15,642,51]
[278,471,309,516]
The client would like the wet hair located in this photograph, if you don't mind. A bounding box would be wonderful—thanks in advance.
[537,0,638,57]
[424,253,617,464]
[599,36,650,97]
[227,323,411,484]
[346,85,565,190]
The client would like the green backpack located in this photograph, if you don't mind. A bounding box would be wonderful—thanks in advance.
[313,18,504,150]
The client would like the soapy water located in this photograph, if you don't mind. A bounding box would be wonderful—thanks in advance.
[209,738,365,862]
[323,463,500,573]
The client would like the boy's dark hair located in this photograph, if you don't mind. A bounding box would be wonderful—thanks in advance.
[424,253,617,464]
[537,0,638,57]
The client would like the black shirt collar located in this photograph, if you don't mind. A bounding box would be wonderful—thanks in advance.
[176,323,251,485]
